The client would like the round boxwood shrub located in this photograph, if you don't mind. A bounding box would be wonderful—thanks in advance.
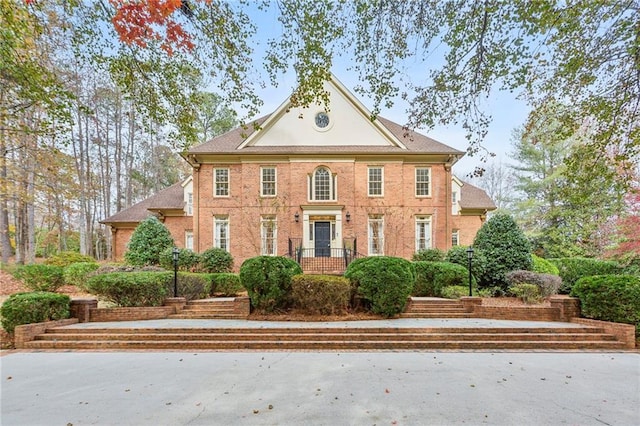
[413,261,472,297]
[532,254,560,275]
[412,248,445,262]
[85,272,168,306]
[571,275,640,336]
[1,292,71,333]
[344,256,415,318]
[211,273,243,296]
[200,248,234,273]
[239,256,302,312]
[44,251,95,267]
[14,264,65,292]
[445,246,488,283]
[159,247,201,272]
[63,262,100,289]
[551,257,622,294]
[473,213,532,289]
[124,216,174,266]
[291,274,351,315]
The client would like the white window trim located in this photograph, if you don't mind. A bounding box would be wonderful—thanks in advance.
[186,192,193,216]
[185,231,194,250]
[260,216,277,256]
[452,229,460,247]
[308,167,337,202]
[213,168,230,198]
[368,215,384,256]
[260,166,277,197]
[415,167,431,197]
[415,215,432,251]
[367,166,384,197]
[213,216,229,251]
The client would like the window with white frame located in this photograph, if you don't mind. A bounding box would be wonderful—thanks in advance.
[368,166,383,196]
[186,192,193,215]
[415,167,431,197]
[185,231,194,250]
[368,215,384,255]
[213,216,229,250]
[260,216,277,256]
[309,167,337,201]
[261,166,276,197]
[415,216,432,250]
[451,229,460,247]
[214,168,229,197]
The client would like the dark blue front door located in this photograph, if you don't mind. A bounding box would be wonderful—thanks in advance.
[314,222,331,257]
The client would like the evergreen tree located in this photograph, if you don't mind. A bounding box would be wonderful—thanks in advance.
[124,217,174,266]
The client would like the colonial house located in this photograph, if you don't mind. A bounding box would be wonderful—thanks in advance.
[101,75,495,272]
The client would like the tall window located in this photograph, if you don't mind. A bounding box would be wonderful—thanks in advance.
[214,168,229,197]
[415,216,432,250]
[186,192,193,216]
[214,216,229,250]
[185,231,194,250]
[261,166,276,197]
[451,229,460,247]
[368,215,384,255]
[261,216,277,256]
[309,167,336,201]
[368,166,383,196]
[415,167,431,197]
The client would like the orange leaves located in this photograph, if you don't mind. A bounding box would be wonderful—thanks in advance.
[110,0,195,55]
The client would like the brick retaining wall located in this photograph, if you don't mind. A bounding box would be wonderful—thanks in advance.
[571,318,636,349]
[89,306,175,322]
[14,318,78,349]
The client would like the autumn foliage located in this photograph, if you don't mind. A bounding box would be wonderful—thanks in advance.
[110,0,198,55]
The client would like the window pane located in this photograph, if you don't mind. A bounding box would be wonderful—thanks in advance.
[261,167,276,196]
[368,167,382,196]
[215,169,229,196]
[261,217,277,255]
[368,216,384,255]
[314,168,331,200]
[416,168,430,196]
[214,217,229,250]
[415,216,431,250]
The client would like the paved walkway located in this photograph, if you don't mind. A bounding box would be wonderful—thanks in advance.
[1,318,639,425]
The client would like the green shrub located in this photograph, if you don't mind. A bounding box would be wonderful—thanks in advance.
[440,286,473,299]
[14,264,65,292]
[344,256,415,318]
[505,270,562,297]
[239,256,302,312]
[170,273,211,300]
[445,246,488,283]
[85,272,168,307]
[210,273,243,296]
[44,251,95,267]
[124,217,174,266]
[63,262,100,289]
[532,254,560,275]
[571,275,640,336]
[412,248,445,262]
[473,213,532,289]
[508,283,543,304]
[1,292,70,333]
[550,257,622,294]
[413,261,471,297]
[291,275,351,315]
[159,247,201,272]
[200,248,234,273]
[94,264,165,274]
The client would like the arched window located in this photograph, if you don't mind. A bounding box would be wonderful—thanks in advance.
[309,167,337,201]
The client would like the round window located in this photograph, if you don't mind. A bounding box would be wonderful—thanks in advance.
[314,112,330,128]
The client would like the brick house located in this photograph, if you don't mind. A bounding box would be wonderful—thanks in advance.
[102,76,495,272]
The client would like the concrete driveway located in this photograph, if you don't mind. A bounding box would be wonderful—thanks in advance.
[1,351,638,425]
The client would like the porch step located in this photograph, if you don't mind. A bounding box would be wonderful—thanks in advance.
[24,325,627,351]
[168,298,247,320]
[401,298,473,318]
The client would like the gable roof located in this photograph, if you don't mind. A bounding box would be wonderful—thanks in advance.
[100,182,185,224]
[459,181,497,211]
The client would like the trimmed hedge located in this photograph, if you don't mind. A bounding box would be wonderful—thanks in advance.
[571,275,640,336]
[170,273,211,301]
[550,257,622,294]
[509,283,542,304]
[63,262,100,289]
[505,270,562,298]
[211,273,243,296]
[159,247,200,272]
[445,246,488,283]
[344,256,415,318]
[532,254,560,275]
[413,261,471,297]
[200,248,234,273]
[1,292,70,333]
[44,251,95,267]
[85,272,168,307]
[291,274,351,315]
[412,249,445,262]
[239,256,302,312]
[14,264,65,292]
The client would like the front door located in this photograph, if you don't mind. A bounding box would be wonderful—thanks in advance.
[314,222,331,257]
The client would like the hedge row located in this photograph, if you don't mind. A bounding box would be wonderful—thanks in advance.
[1,292,70,333]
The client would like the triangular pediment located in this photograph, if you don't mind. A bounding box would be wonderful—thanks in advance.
[238,75,406,150]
